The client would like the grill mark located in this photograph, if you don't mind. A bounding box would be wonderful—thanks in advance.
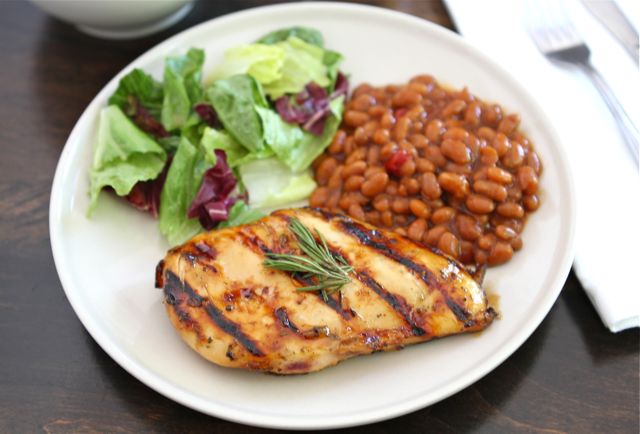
[238,229,356,321]
[312,209,475,327]
[277,212,424,334]
[356,271,426,336]
[274,307,300,333]
[164,270,265,357]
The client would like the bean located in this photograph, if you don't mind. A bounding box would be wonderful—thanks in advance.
[442,99,466,118]
[344,175,365,192]
[496,202,524,218]
[438,232,460,258]
[344,110,369,128]
[328,166,344,189]
[416,158,435,173]
[409,134,428,149]
[380,141,398,161]
[373,195,391,212]
[523,194,540,211]
[495,225,517,240]
[488,241,513,265]
[402,177,421,195]
[409,199,430,219]
[473,180,508,201]
[361,172,389,197]
[342,160,367,178]
[431,207,455,224]
[408,82,430,95]
[348,203,365,221]
[503,143,525,168]
[526,151,542,174]
[425,146,447,167]
[479,146,499,165]
[380,112,396,129]
[438,172,470,198]
[466,194,495,214]
[518,166,539,195]
[487,167,513,184]
[482,103,503,127]
[408,218,427,241]
[393,116,411,141]
[346,147,367,164]
[309,187,329,207]
[425,119,445,142]
[464,102,482,126]
[368,105,387,118]
[367,146,381,166]
[373,129,390,145]
[443,127,470,141]
[391,197,410,214]
[424,225,448,246]
[477,233,496,250]
[316,157,337,185]
[456,214,482,240]
[351,94,376,112]
[353,126,369,146]
[511,237,524,251]
[328,130,346,154]
[421,172,442,199]
[392,89,422,107]
[381,210,394,227]
[441,139,471,164]
[460,241,475,264]
[477,126,496,141]
[366,211,381,226]
[399,159,416,177]
[492,133,511,157]
[497,113,520,135]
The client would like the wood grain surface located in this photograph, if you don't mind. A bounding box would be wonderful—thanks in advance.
[0,1,637,433]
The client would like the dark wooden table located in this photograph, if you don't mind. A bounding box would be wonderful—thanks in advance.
[1,1,637,432]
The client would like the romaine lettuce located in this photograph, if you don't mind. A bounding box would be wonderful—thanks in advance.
[161,48,205,132]
[159,136,210,246]
[89,105,167,213]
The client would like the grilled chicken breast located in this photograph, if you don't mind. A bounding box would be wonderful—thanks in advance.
[156,208,496,374]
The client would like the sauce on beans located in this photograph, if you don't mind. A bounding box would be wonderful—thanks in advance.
[310,74,542,268]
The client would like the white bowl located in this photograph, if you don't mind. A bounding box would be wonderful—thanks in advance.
[29,0,194,39]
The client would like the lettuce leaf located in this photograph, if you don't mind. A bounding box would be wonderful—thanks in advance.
[257,96,344,172]
[161,48,205,132]
[206,74,268,152]
[262,37,329,98]
[200,127,247,167]
[239,157,316,209]
[108,69,164,118]
[213,44,285,85]
[217,201,264,228]
[159,136,210,246]
[257,26,324,47]
[89,105,166,213]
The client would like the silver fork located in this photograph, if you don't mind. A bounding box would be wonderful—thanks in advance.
[526,0,639,167]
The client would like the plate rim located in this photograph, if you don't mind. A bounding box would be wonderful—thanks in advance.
[49,1,577,429]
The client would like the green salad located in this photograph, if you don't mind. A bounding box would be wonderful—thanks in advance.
[88,27,348,246]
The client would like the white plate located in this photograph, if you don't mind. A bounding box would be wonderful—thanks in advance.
[50,2,576,430]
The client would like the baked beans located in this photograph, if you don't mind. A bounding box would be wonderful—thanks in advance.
[310,75,542,268]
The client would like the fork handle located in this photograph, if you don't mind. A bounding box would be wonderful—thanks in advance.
[578,61,639,167]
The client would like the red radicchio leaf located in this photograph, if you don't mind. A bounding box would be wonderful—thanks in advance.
[274,73,350,136]
[126,96,169,138]
[194,103,222,129]
[124,155,172,218]
[187,150,239,230]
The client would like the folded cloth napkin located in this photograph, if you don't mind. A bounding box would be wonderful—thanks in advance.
[444,0,639,332]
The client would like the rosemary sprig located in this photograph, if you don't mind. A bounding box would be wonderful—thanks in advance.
[263,218,353,301]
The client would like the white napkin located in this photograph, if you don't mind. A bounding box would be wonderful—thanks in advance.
[443,0,640,332]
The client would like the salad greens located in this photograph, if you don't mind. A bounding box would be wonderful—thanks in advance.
[88,26,347,246]
[88,105,167,213]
